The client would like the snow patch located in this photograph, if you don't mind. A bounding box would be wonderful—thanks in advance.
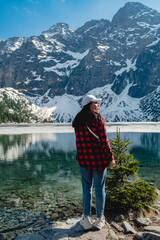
[115,58,137,76]
[2,38,25,54]
[44,49,89,76]
[65,49,89,60]
[97,45,110,53]
[25,78,31,84]
[35,75,44,81]
[110,60,121,66]
[147,38,160,47]
[32,38,53,53]
[40,56,60,63]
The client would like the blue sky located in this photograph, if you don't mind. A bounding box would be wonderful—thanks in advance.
[0,0,160,40]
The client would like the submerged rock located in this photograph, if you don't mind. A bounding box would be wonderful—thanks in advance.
[0,233,12,240]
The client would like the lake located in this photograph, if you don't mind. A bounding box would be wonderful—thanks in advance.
[0,129,160,215]
[0,124,160,233]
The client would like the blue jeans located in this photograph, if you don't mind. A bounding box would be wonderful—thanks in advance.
[80,167,107,218]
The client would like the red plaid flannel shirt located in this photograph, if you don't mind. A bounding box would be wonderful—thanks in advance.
[74,114,114,171]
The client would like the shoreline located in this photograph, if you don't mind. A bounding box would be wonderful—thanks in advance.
[0,122,160,134]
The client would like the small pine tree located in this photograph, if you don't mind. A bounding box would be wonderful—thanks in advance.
[105,129,157,211]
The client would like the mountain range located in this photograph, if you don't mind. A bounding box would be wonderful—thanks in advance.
[0,2,160,122]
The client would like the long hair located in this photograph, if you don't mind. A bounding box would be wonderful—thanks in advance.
[72,102,102,128]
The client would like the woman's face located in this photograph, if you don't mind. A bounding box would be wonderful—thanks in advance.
[90,102,99,113]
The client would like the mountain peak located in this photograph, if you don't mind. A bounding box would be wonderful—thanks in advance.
[123,1,159,14]
[124,2,149,9]
[42,23,74,38]
[112,1,160,26]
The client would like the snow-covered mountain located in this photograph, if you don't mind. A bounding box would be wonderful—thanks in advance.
[0,88,53,122]
[0,2,160,122]
[1,83,159,123]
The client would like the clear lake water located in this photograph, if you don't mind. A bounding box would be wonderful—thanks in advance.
[0,131,160,215]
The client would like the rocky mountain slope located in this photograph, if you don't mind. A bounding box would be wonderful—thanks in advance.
[0,88,53,123]
[0,2,160,122]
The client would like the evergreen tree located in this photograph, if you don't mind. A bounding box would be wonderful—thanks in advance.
[105,129,157,211]
[0,96,39,123]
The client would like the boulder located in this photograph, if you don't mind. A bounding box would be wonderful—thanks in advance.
[15,233,44,240]
[135,217,152,227]
[122,221,137,234]
[144,226,160,234]
[133,232,160,240]
[111,221,124,232]
[0,233,12,240]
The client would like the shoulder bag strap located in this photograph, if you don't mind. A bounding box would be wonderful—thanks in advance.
[86,124,100,141]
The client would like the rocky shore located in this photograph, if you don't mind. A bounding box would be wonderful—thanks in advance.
[0,201,83,240]
[1,211,160,240]
[0,189,160,240]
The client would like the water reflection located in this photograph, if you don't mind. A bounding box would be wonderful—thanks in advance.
[0,133,76,162]
[0,131,160,212]
[109,132,160,188]
[0,133,80,212]
[139,133,160,157]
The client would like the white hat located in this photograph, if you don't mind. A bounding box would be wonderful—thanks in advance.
[82,94,102,107]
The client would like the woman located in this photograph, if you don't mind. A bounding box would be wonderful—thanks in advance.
[72,94,116,230]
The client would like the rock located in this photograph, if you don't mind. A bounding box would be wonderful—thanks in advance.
[15,233,44,240]
[40,228,56,239]
[122,221,137,234]
[154,217,160,223]
[67,219,83,233]
[63,209,74,217]
[118,236,126,240]
[146,206,160,215]
[72,223,84,233]
[0,233,12,240]
[71,228,111,240]
[25,217,112,240]
[54,208,63,213]
[144,226,160,234]
[153,203,160,209]
[11,211,160,240]
[133,232,160,240]
[108,229,119,240]
[50,232,69,240]
[135,217,152,226]
[50,213,59,220]
[111,221,124,232]
[115,215,125,222]
[8,197,21,207]
[155,189,160,203]
[66,218,79,225]
[128,212,135,221]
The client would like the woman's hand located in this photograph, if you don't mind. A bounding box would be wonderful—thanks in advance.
[110,160,116,168]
